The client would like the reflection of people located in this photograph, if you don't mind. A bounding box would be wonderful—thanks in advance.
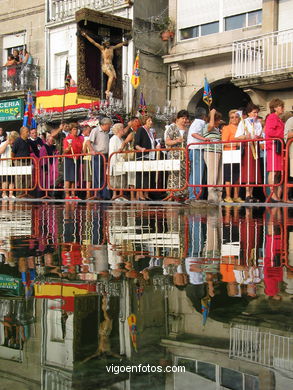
[80,30,128,98]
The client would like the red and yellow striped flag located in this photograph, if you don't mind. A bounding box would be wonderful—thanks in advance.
[131,52,140,89]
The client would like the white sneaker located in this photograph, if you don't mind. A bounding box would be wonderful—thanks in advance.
[2,194,8,199]
[9,195,16,200]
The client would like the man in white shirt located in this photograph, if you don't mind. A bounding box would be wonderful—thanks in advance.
[88,117,112,199]
[187,107,207,200]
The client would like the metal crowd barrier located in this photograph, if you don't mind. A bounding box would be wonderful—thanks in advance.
[0,138,290,202]
[0,156,38,196]
[38,152,106,197]
[107,147,188,198]
[283,137,293,202]
[187,138,285,202]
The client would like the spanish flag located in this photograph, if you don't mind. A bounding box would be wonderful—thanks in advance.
[131,52,140,89]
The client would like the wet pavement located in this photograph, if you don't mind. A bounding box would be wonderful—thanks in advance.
[0,201,292,390]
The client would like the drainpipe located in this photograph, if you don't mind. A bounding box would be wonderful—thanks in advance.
[167,64,171,103]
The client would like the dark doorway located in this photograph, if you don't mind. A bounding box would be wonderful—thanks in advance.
[188,80,251,121]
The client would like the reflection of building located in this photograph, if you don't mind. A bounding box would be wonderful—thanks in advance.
[0,297,41,389]
[107,208,187,259]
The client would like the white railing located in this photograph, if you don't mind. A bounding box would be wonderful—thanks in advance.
[48,0,129,22]
[232,28,293,78]
[229,325,293,372]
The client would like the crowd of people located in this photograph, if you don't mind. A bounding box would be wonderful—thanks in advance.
[0,98,293,202]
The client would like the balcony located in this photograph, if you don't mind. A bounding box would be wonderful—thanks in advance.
[0,64,40,95]
[232,29,293,89]
[47,0,130,23]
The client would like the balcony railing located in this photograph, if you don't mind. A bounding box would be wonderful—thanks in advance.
[0,64,40,93]
[48,0,129,22]
[232,28,293,79]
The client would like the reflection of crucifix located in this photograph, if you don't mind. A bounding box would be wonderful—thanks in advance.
[81,30,128,99]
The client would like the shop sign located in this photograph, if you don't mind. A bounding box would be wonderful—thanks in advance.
[0,99,23,121]
[0,274,24,296]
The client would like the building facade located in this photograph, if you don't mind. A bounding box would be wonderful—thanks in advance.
[165,0,293,117]
[0,0,44,130]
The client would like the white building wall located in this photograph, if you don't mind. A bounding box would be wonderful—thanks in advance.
[48,24,77,90]
[45,302,74,370]
[278,0,293,31]
[177,0,263,31]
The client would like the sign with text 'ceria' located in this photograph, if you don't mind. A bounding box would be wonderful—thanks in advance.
[0,99,23,121]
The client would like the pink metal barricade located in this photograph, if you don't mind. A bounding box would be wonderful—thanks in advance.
[0,156,38,197]
[107,147,188,200]
[187,138,285,202]
[37,152,106,198]
[283,138,293,202]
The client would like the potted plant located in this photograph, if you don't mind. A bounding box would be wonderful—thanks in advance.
[158,17,175,41]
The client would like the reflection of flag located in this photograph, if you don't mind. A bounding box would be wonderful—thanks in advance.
[64,59,72,91]
[131,53,140,89]
[201,297,211,326]
[127,313,138,352]
[138,92,147,115]
[203,77,212,107]
[23,91,37,129]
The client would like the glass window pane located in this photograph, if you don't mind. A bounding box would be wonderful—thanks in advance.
[176,358,196,373]
[197,361,216,381]
[248,10,262,26]
[225,14,246,31]
[221,368,243,390]
[245,374,259,390]
[201,21,219,36]
[180,26,199,40]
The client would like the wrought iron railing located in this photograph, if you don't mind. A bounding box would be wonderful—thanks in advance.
[47,0,130,22]
[0,64,40,93]
[232,28,293,78]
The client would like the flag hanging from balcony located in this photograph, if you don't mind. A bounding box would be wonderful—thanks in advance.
[131,52,140,89]
[64,59,72,92]
[23,91,37,129]
[203,77,212,108]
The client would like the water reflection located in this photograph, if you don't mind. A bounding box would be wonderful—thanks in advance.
[0,202,292,389]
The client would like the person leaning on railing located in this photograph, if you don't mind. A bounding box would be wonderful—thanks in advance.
[4,55,17,90]
[221,110,243,203]
[284,112,293,200]
[39,134,58,192]
[235,103,263,203]
[0,131,19,199]
[119,117,141,201]
[11,126,31,194]
[165,109,190,201]
[265,98,285,202]
[134,115,157,201]
[63,123,83,200]
[202,109,223,203]
[109,123,127,200]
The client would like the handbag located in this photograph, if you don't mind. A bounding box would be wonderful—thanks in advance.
[275,140,282,155]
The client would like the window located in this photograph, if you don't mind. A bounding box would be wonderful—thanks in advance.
[201,21,219,36]
[225,14,246,31]
[180,26,199,40]
[53,52,68,89]
[221,368,243,390]
[248,10,262,27]
[225,10,262,31]
[180,21,219,40]
[197,361,216,381]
